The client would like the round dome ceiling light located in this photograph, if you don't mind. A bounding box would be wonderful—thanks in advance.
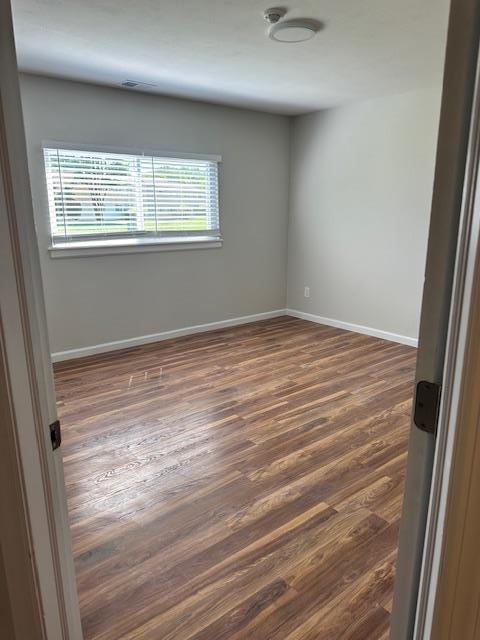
[263,8,322,43]
[269,19,319,43]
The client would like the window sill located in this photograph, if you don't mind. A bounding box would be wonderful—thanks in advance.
[48,236,223,258]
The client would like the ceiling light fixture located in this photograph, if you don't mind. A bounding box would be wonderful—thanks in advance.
[263,7,322,43]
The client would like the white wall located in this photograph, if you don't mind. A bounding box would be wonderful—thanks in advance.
[20,75,290,354]
[287,87,442,342]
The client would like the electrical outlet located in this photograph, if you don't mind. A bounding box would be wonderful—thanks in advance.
[304,286,310,298]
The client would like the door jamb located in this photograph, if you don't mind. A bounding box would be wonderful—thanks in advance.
[0,1,82,638]
[391,1,480,636]
[414,27,480,638]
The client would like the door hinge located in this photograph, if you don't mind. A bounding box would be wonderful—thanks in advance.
[50,419,61,450]
[414,380,442,435]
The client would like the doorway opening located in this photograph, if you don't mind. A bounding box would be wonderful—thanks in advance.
[8,1,455,638]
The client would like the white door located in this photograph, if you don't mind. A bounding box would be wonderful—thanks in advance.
[391,1,480,638]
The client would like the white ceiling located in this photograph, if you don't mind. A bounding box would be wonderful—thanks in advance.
[12,0,450,115]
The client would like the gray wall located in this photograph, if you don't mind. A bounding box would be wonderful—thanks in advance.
[20,76,441,353]
[20,75,290,353]
[287,87,442,341]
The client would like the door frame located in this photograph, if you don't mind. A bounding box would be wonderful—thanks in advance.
[0,1,82,638]
[412,18,480,638]
[1,1,479,639]
[391,0,480,637]
[429,196,480,638]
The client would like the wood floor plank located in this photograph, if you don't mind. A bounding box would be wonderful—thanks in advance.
[284,553,396,640]
[55,316,415,639]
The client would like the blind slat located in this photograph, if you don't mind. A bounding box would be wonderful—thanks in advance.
[44,147,220,242]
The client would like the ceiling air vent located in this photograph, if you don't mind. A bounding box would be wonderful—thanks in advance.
[121,80,157,89]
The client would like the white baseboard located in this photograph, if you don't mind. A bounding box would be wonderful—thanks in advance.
[51,307,418,362]
[286,308,418,348]
[51,309,286,362]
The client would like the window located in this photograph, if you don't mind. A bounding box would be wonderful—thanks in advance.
[43,145,221,256]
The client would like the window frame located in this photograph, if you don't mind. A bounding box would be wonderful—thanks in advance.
[41,141,223,258]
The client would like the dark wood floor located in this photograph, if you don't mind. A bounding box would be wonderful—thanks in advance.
[54,316,416,640]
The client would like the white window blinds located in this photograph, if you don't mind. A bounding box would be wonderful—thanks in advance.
[43,146,220,244]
